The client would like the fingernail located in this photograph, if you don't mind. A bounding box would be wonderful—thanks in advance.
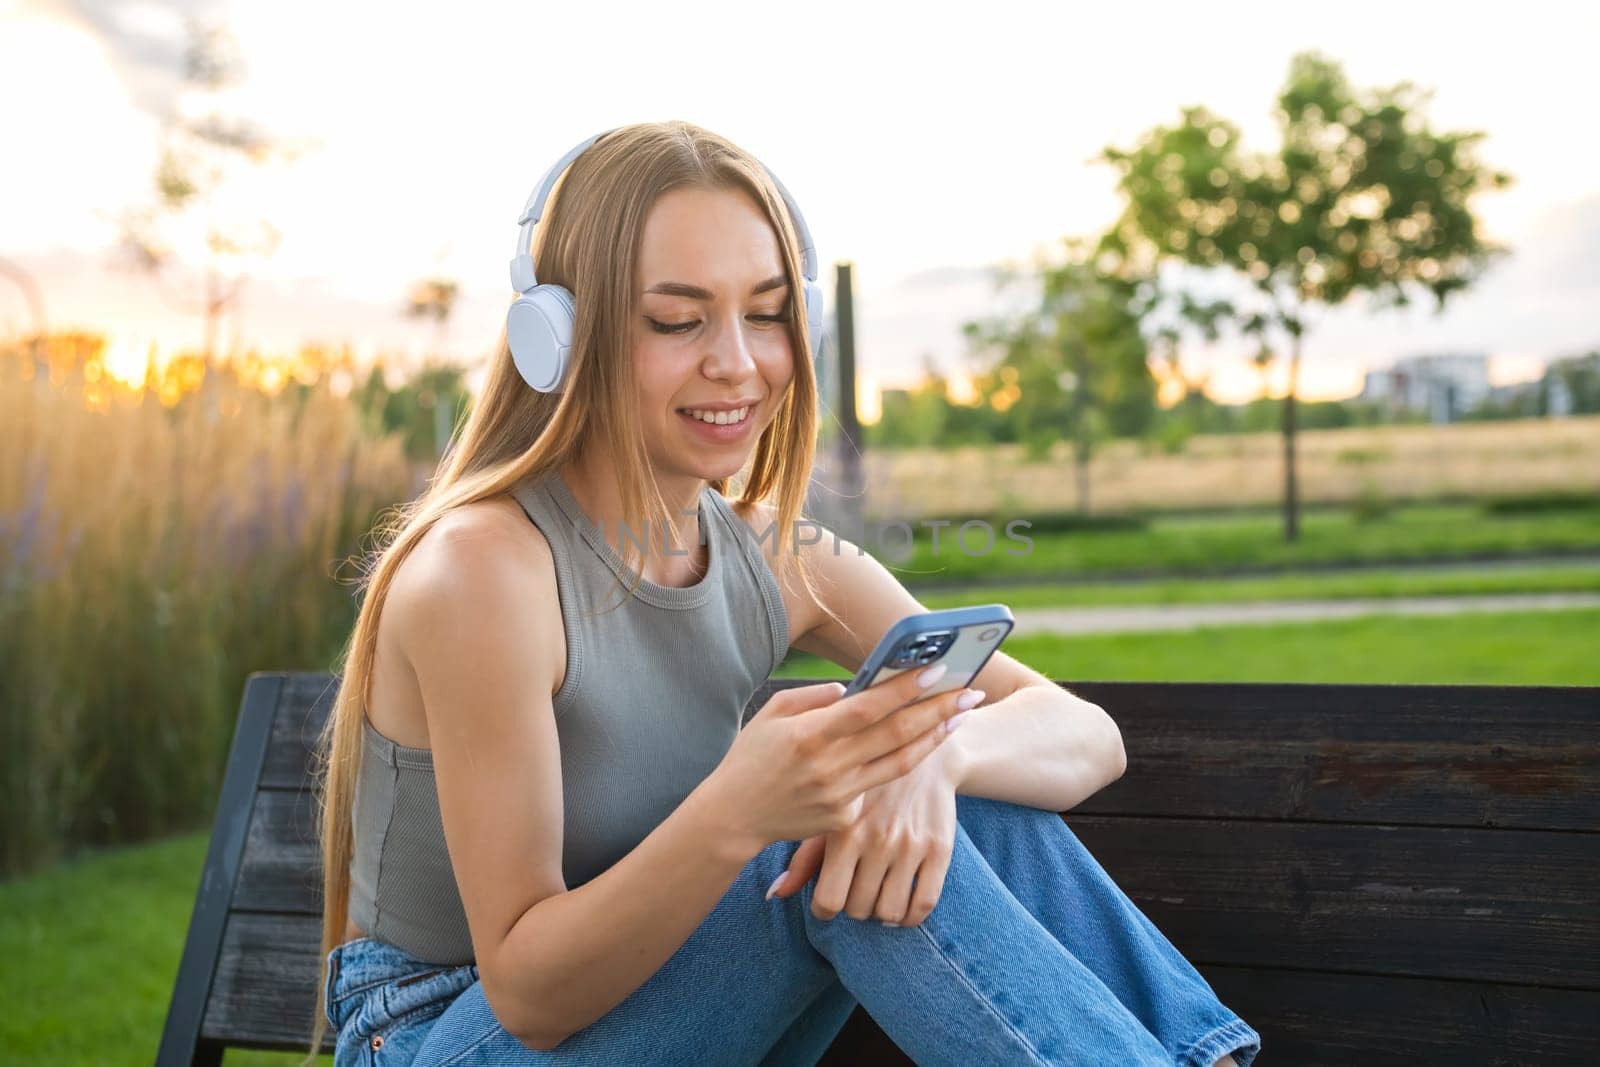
[916,662,948,688]
[764,875,786,901]
[956,688,985,710]
[880,920,900,927]
[945,711,970,734]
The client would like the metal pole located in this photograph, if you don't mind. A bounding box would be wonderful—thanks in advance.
[835,262,863,537]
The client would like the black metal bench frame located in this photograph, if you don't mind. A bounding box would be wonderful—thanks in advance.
[158,672,1599,1065]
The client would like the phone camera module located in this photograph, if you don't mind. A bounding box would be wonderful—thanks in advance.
[891,630,956,668]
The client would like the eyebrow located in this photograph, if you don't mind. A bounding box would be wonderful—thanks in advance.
[644,275,789,300]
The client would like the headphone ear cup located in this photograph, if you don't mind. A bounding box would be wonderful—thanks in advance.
[507,285,577,393]
[803,280,826,363]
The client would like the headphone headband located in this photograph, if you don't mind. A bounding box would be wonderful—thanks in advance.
[509,127,818,292]
[515,129,609,230]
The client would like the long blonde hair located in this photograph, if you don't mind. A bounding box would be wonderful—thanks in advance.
[305,119,847,1060]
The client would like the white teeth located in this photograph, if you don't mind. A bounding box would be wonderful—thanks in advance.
[682,406,749,425]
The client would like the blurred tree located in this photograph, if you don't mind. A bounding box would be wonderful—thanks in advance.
[1101,51,1512,539]
[352,357,472,462]
[963,241,1156,513]
[1143,289,1230,453]
[404,277,460,347]
[110,18,314,362]
[868,352,1014,449]
[940,384,1012,445]
[871,355,951,447]
[1541,351,1600,415]
[403,276,462,452]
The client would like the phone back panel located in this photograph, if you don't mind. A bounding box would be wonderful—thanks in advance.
[845,605,1014,697]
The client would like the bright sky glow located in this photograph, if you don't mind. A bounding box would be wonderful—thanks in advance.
[3,0,1597,404]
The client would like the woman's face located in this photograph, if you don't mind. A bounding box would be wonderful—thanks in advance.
[631,184,797,483]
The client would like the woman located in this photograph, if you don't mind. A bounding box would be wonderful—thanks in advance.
[308,120,1261,1066]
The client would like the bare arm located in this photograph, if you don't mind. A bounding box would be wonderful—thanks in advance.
[942,672,1128,811]
[394,512,766,1052]
[494,780,760,1050]
[786,526,1127,811]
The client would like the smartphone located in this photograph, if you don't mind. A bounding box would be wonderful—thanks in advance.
[842,604,1015,699]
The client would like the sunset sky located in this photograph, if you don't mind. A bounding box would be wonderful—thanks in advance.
[4,0,1597,412]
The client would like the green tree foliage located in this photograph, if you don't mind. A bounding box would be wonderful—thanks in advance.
[872,356,949,445]
[962,241,1156,513]
[353,359,472,462]
[869,354,1012,449]
[403,275,463,452]
[1100,51,1512,540]
[1542,352,1600,415]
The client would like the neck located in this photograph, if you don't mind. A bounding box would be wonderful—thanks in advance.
[559,451,710,585]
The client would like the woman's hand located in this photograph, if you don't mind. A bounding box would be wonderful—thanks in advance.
[707,669,976,855]
[765,735,963,928]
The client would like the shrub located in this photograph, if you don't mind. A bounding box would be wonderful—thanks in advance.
[0,337,415,876]
[1481,490,1600,515]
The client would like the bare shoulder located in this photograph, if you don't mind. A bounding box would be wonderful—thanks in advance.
[396,497,552,601]
[386,494,564,688]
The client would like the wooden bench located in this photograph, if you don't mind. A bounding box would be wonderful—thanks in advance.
[158,672,1599,1065]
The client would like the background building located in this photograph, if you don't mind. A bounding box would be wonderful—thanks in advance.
[1360,352,1491,423]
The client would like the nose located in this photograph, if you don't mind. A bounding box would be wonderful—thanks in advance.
[700,312,760,383]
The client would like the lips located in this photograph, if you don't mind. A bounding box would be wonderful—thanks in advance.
[676,404,756,441]
[678,405,752,426]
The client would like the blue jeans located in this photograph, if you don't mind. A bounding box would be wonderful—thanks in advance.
[324,793,1261,1066]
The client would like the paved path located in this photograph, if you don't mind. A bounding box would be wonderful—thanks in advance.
[916,553,1600,593]
[1011,593,1600,636]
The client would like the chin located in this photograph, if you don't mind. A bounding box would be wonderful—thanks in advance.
[647,439,744,481]
[685,452,751,483]
[665,419,769,479]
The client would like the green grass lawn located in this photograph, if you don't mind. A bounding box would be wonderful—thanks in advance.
[883,503,1600,585]
[914,561,1600,610]
[2,829,325,1067]
[6,609,1596,1066]
[777,609,1600,686]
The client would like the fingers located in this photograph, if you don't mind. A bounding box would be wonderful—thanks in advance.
[809,839,860,922]
[874,855,918,926]
[843,846,891,922]
[819,662,954,741]
[771,834,826,900]
[804,842,946,928]
[899,846,952,928]
[771,681,847,718]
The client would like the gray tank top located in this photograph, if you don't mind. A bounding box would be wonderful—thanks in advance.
[348,470,791,963]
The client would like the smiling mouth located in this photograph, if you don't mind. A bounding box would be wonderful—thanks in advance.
[678,405,752,426]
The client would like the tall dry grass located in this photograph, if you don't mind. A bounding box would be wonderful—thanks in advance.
[0,334,415,877]
[863,416,1600,519]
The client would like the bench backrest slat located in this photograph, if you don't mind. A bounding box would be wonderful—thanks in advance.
[1069,681,1599,830]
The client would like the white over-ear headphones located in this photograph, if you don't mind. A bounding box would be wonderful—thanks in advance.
[507,127,825,393]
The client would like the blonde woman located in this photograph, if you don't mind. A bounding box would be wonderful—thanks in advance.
[308,120,1261,1067]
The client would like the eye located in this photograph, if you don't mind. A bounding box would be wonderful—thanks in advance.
[645,313,792,335]
[647,318,696,335]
